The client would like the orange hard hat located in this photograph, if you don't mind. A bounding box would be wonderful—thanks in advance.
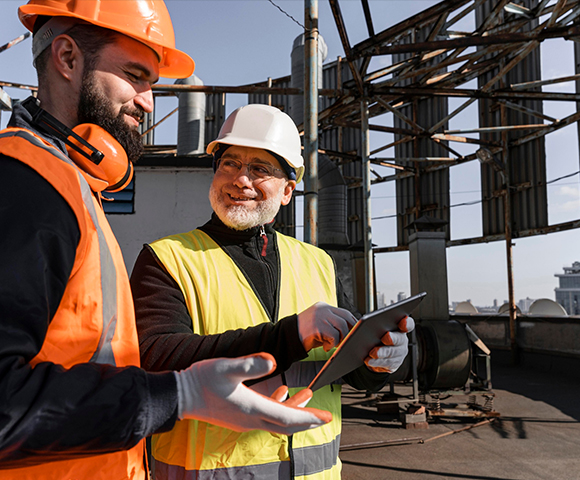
[18,0,194,78]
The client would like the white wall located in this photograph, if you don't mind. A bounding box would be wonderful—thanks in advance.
[107,167,213,273]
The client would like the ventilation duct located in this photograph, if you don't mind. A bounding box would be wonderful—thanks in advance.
[290,33,328,125]
[175,74,205,155]
[318,155,349,247]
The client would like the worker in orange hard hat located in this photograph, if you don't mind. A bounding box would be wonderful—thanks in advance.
[0,2,332,479]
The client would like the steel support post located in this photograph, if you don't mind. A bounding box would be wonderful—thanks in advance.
[500,102,518,365]
[361,97,374,313]
[304,0,319,245]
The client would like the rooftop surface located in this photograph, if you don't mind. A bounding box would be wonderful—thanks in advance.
[339,354,580,480]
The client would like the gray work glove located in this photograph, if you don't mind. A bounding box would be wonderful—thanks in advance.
[297,302,358,352]
[174,352,332,434]
[364,316,415,373]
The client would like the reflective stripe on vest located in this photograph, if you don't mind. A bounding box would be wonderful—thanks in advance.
[0,128,144,480]
[154,459,291,480]
[150,230,342,479]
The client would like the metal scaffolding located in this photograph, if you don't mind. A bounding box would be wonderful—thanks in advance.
[2,0,580,319]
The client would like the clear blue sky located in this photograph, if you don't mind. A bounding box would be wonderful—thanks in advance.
[1,0,579,308]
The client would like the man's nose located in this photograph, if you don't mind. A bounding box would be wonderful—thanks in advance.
[134,88,154,113]
[232,166,254,187]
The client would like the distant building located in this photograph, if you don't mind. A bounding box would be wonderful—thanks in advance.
[397,292,407,302]
[518,297,534,314]
[555,261,580,315]
[377,292,386,309]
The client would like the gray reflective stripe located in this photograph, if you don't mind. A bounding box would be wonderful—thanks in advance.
[293,434,341,477]
[1,129,118,366]
[153,458,290,480]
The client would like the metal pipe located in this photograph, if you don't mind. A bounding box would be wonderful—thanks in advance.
[444,124,550,134]
[304,0,319,246]
[500,91,518,366]
[361,97,374,313]
[0,32,30,54]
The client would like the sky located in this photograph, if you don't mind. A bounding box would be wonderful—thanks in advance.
[1,0,579,308]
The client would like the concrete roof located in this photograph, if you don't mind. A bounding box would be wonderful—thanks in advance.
[339,356,580,480]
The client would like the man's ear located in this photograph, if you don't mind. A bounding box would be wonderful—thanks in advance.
[51,35,84,84]
[281,180,297,206]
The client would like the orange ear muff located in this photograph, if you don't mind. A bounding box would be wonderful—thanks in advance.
[67,124,133,193]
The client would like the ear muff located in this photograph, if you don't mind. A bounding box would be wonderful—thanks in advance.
[68,124,133,193]
[20,96,134,193]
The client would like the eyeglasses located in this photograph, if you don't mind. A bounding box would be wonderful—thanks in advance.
[216,157,286,180]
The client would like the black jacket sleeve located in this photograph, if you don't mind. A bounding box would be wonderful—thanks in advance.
[335,267,391,392]
[0,158,178,468]
[131,245,309,374]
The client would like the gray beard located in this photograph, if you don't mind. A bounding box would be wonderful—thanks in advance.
[209,183,284,231]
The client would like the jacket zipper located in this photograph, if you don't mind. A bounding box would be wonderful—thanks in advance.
[259,225,268,257]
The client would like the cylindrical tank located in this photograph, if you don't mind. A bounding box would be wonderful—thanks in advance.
[290,33,328,125]
[175,74,205,155]
[387,320,472,390]
[318,155,349,246]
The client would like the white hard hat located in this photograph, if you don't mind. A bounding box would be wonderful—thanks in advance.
[207,104,305,183]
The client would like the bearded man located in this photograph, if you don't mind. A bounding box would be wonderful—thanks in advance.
[0,3,331,478]
[131,104,414,479]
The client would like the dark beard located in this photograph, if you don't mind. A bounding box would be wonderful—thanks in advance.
[77,72,144,163]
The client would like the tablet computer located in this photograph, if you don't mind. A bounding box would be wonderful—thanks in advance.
[308,292,426,392]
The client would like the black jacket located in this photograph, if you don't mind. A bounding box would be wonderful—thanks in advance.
[131,213,389,391]
[0,100,178,468]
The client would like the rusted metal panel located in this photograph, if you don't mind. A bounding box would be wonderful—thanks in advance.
[476,0,548,237]
[204,93,225,150]
[393,27,451,247]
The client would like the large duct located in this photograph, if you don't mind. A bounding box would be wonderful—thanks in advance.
[175,74,205,155]
[290,33,328,125]
[318,155,349,247]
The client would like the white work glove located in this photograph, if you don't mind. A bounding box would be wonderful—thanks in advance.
[297,302,358,352]
[364,316,415,374]
[174,352,332,435]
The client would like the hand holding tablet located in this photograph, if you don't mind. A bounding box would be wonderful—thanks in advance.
[308,292,427,392]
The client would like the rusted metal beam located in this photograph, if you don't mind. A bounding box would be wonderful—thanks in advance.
[360,0,375,38]
[498,99,558,123]
[444,124,550,134]
[367,24,580,57]
[152,84,343,97]
[328,0,365,94]
[446,218,580,246]
[370,85,580,101]
[0,32,30,54]
[431,133,501,147]
[352,0,471,56]
[373,218,580,252]
[0,80,37,91]
[511,72,580,90]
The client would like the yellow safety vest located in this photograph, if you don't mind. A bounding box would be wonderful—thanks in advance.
[150,229,342,480]
[0,128,145,480]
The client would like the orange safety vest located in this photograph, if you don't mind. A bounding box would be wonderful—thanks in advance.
[0,128,146,480]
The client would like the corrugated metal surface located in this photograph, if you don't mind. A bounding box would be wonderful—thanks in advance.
[476,0,548,236]
[204,93,226,150]
[320,58,364,247]
[393,27,451,246]
[575,22,580,173]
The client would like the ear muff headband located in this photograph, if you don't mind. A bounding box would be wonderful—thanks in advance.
[21,96,132,192]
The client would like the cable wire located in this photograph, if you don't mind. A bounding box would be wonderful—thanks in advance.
[267,0,309,31]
